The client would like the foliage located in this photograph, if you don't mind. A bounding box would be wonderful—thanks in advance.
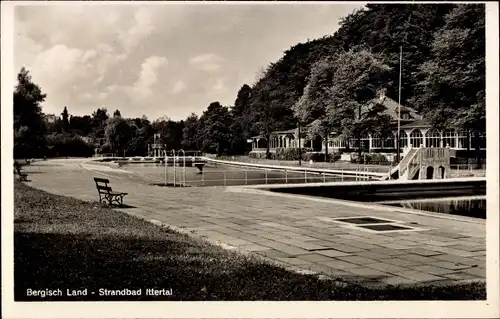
[198,102,232,155]
[14,67,47,158]
[13,4,483,160]
[61,107,69,132]
[350,153,390,165]
[104,116,134,152]
[182,113,200,151]
[409,4,485,166]
[295,48,392,163]
[230,84,252,154]
[273,147,313,161]
[44,132,94,157]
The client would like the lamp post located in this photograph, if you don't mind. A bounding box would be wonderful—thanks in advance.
[396,45,403,163]
[298,121,302,166]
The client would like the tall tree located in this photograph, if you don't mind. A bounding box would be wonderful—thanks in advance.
[295,48,392,163]
[198,102,232,155]
[411,4,485,166]
[14,67,47,157]
[104,116,134,155]
[182,113,201,152]
[230,84,252,154]
[61,106,69,132]
[113,109,122,117]
[248,69,296,158]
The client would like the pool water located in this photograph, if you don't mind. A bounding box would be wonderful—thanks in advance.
[120,163,356,187]
[383,197,486,219]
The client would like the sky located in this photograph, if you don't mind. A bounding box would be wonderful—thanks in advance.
[14,2,365,121]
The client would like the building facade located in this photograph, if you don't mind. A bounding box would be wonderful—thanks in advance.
[249,94,486,156]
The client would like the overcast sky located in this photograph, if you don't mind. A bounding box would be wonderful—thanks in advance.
[14,3,365,121]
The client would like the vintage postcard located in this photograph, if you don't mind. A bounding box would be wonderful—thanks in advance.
[2,1,499,318]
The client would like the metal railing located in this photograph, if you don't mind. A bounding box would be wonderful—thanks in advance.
[156,165,375,187]
[164,149,189,186]
[449,164,486,178]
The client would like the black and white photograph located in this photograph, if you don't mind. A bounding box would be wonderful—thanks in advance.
[2,0,498,318]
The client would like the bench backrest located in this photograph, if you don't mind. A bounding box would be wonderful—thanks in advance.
[94,177,113,194]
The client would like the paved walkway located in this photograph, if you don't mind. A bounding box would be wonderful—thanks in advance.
[20,159,486,287]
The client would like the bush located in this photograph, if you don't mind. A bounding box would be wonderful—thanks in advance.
[44,133,95,157]
[99,143,113,155]
[350,153,389,165]
[273,147,312,160]
[300,151,342,163]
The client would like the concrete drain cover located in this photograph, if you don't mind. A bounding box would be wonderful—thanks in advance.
[334,217,394,225]
[358,224,414,231]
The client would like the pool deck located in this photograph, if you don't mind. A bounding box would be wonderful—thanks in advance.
[18,158,486,287]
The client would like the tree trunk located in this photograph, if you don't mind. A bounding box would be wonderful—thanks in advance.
[466,129,470,166]
[357,132,363,164]
[265,134,271,159]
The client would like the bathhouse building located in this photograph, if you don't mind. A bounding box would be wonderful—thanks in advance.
[248,93,486,159]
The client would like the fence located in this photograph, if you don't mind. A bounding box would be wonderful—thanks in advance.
[449,164,486,178]
[162,160,374,187]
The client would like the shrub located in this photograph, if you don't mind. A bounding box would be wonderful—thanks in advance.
[301,152,323,162]
[44,133,95,157]
[350,153,389,165]
[274,147,312,161]
[366,153,389,165]
[99,143,113,155]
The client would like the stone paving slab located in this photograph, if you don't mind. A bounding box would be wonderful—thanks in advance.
[19,159,487,287]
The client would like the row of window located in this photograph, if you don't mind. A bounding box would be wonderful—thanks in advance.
[327,129,486,149]
[254,129,486,149]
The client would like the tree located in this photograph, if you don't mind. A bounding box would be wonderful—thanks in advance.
[230,84,252,154]
[104,116,134,155]
[69,115,93,135]
[248,70,296,158]
[91,107,109,145]
[61,107,69,132]
[198,102,232,155]
[411,4,485,167]
[113,109,122,117]
[14,67,47,157]
[182,113,201,151]
[295,48,392,163]
[152,118,184,150]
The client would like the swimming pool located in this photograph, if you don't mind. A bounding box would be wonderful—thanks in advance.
[382,197,486,219]
[119,162,358,187]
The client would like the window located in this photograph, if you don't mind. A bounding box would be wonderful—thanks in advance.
[398,130,408,148]
[401,112,410,120]
[443,129,456,148]
[371,133,382,148]
[457,130,469,149]
[410,129,424,148]
[330,138,345,148]
[471,132,487,149]
[382,132,395,149]
[425,130,441,148]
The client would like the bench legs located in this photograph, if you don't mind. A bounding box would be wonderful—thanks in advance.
[98,193,126,207]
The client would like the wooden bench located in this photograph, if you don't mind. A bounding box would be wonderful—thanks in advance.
[93,177,128,206]
[14,162,28,181]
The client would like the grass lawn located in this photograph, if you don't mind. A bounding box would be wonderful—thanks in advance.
[14,181,485,301]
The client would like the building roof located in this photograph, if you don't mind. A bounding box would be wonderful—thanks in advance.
[375,95,423,122]
[399,119,431,129]
[249,93,428,140]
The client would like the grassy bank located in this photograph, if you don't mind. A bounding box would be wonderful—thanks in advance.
[14,181,485,301]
